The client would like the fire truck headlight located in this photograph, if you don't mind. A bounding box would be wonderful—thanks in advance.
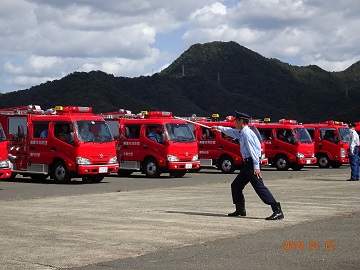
[167,155,179,162]
[76,157,92,165]
[261,152,266,159]
[0,159,10,168]
[340,148,346,158]
[109,156,118,164]
[296,152,305,159]
[192,154,199,161]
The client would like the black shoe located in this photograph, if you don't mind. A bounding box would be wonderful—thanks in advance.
[228,209,246,217]
[347,179,356,181]
[228,203,246,217]
[266,202,284,220]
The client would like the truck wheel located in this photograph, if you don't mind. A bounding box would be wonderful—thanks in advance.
[274,155,290,171]
[219,156,235,174]
[144,158,161,178]
[317,155,330,168]
[52,161,71,183]
[169,171,186,178]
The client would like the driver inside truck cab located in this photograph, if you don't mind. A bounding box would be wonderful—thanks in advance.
[147,126,162,142]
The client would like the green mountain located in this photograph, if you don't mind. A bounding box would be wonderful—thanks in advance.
[1,41,359,122]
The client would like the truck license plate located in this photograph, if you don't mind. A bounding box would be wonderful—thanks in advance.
[306,160,311,164]
[99,167,108,173]
[186,163,192,169]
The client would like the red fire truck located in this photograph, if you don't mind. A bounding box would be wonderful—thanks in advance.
[256,119,317,170]
[0,123,11,179]
[0,105,119,183]
[303,121,350,168]
[185,114,268,173]
[100,110,200,178]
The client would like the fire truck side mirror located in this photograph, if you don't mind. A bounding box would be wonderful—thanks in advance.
[69,132,75,143]
[17,125,24,138]
[160,133,166,143]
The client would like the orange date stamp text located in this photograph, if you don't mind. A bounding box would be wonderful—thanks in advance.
[282,241,336,251]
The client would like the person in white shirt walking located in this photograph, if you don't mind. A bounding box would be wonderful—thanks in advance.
[348,123,359,181]
[211,111,284,220]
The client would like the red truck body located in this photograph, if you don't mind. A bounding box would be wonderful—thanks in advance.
[303,121,350,168]
[184,115,268,173]
[0,123,11,178]
[0,105,119,183]
[101,110,200,178]
[255,119,317,170]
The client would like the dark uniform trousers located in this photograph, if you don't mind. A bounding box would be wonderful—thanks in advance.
[231,157,276,205]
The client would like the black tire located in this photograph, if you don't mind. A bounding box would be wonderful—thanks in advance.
[274,155,290,171]
[143,158,161,178]
[169,171,186,178]
[30,174,49,181]
[317,155,330,168]
[52,161,71,183]
[219,156,235,174]
[117,170,134,177]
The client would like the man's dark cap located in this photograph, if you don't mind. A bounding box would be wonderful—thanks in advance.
[234,111,251,120]
[348,123,356,128]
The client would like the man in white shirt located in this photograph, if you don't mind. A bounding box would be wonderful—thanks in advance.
[348,123,359,181]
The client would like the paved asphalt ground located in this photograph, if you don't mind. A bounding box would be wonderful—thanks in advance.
[0,169,359,270]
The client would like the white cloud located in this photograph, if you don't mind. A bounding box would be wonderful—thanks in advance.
[1,0,360,92]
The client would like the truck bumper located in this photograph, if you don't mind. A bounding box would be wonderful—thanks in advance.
[298,157,317,165]
[77,164,119,175]
[0,168,12,178]
[168,161,201,171]
[338,158,349,163]
[261,158,269,166]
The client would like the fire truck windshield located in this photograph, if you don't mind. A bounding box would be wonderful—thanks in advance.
[75,121,114,143]
[165,123,196,142]
[338,128,351,143]
[294,128,312,143]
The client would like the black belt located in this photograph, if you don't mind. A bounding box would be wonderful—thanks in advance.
[244,157,261,162]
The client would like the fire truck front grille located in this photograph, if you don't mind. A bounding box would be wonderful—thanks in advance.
[92,160,109,165]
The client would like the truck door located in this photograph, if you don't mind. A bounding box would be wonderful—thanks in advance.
[199,127,218,160]
[52,122,74,159]
[7,116,28,171]
[320,128,338,156]
[27,121,51,172]
[260,128,276,158]
[119,124,143,163]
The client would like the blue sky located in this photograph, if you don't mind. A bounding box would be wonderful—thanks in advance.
[1,0,360,93]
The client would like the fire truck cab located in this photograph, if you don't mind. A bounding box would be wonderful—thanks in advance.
[0,105,119,183]
[0,123,11,178]
[256,119,317,170]
[188,114,268,173]
[303,121,350,168]
[101,110,200,178]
